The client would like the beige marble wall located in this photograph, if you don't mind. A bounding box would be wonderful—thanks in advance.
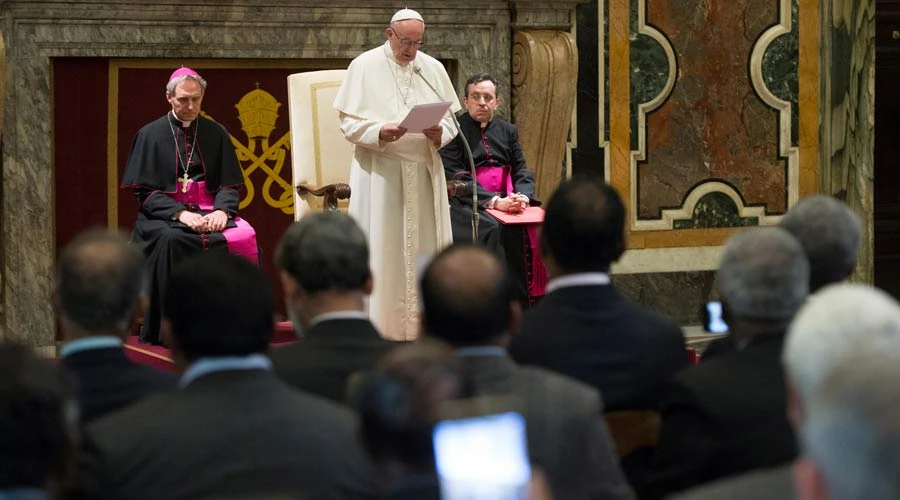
[0,0,584,346]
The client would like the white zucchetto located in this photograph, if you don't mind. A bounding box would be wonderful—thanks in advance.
[390,8,424,23]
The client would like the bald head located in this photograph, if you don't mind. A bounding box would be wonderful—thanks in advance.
[56,228,145,336]
[420,244,514,345]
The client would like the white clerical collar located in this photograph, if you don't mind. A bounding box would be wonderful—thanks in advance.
[170,110,194,128]
[546,272,611,293]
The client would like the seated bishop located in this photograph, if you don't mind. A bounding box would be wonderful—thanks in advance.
[121,67,258,346]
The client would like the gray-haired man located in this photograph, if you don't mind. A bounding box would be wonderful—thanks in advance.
[270,212,395,405]
[646,227,809,498]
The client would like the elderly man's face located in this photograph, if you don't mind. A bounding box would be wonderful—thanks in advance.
[386,20,425,66]
[166,78,204,122]
[465,80,500,124]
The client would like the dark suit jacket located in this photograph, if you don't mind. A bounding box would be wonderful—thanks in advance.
[85,369,375,500]
[460,354,632,500]
[270,318,395,404]
[645,333,796,499]
[670,465,794,500]
[61,347,177,422]
[509,284,687,411]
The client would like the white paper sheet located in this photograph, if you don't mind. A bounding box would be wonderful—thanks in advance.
[398,102,452,133]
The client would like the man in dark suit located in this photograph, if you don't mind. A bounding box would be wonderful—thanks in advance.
[420,243,632,500]
[0,344,77,499]
[703,194,862,359]
[508,177,686,411]
[55,229,176,423]
[85,253,374,500]
[675,284,900,500]
[270,212,395,404]
[644,227,810,499]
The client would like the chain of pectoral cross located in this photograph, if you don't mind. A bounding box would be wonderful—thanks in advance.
[168,116,197,193]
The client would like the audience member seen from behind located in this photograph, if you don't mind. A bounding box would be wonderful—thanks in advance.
[780,195,861,292]
[271,212,395,405]
[646,227,809,498]
[354,340,462,500]
[795,360,900,500]
[705,195,862,359]
[55,228,175,423]
[0,344,78,500]
[509,177,686,412]
[420,243,632,500]
[672,284,900,500]
[85,253,374,500]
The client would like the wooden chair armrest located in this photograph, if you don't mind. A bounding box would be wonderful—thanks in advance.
[604,410,661,457]
[296,183,351,212]
[447,180,472,198]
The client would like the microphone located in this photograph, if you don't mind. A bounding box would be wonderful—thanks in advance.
[414,66,479,242]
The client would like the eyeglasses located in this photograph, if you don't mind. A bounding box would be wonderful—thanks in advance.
[467,93,496,103]
[390,29,424,48]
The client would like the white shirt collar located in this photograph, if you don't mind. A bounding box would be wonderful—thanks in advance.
[546,272,611,293]
[308,310,369,328]
[178,354,271,388]
[456,346,507,358]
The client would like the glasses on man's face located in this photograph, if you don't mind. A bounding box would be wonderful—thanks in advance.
[467,93,496,103]
[390,29,424,48]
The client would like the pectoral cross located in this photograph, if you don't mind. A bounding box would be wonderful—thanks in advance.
[179,172,192,193]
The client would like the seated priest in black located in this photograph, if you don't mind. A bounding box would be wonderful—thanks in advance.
[439,73,545,302]
[121,67,258,346]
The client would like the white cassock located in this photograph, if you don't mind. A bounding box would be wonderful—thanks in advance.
[334,41,461,341]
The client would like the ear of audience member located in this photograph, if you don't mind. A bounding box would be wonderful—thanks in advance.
[646,227,808,499]
[795,360,900,500]
[779,195,861,292]
[55,228,176,423]
[271,212,394,405]
[0,344,77,497]
[354,340,461,499]
[163,252,274,369]
[420,243,633,500]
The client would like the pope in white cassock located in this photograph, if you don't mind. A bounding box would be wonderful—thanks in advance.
[333,9,461,341]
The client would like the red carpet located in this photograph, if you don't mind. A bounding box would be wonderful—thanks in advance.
[124,322,298,372]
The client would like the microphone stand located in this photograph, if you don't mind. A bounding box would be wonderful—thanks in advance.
[414,67,479,242]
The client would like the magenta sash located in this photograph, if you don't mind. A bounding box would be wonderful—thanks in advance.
[476,166,547,298]
[475,165,514,195]
[170,181,258,263]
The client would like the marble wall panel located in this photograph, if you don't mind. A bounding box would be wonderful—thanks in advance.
[613,270,717,326]
[636,0,792,221]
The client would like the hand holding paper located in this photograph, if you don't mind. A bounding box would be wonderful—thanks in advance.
[398,102,452,133]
